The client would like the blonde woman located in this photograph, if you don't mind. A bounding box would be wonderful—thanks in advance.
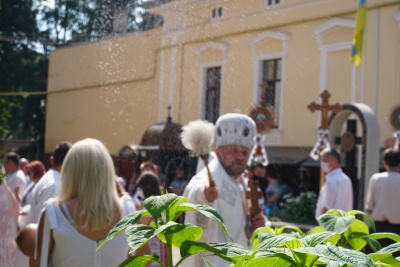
[32,138,140,267]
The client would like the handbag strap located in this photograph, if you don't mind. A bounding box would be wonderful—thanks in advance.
[34,203,57,267]
[39,211,51,267]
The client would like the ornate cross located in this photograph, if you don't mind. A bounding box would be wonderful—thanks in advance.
[248,81,275,133]
[246,179,263,217]
[307,90,342,130]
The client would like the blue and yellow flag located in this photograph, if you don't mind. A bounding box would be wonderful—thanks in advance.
[351,0,366,67]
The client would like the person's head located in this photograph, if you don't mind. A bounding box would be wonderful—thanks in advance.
[51,141,72,171]
[214,113,256,177]
[175,170,185,179]
[320,147,341,173]
[4,152,20,174]
[265,168,277,182]
[140,161,156,173]
[155,164,165,176]
[136,171,161,198]
[382,148,400,170]
[249,163,266,179]
[19,158,29,174]
[26,161,46,183]
[59,138,122,231]
[16,223,37,256]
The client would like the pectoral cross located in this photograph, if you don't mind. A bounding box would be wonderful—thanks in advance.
[307,90,342,130]
[246,179,263,217]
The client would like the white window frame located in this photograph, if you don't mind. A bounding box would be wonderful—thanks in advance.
[250,31,288,131]
[197,42,228,120]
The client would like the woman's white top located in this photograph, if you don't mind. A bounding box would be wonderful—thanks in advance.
[41,200,134,267]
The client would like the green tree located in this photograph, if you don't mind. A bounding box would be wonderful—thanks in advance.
[0,0,47,159]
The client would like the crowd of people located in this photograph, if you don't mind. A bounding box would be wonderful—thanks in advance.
[1,112,399,267]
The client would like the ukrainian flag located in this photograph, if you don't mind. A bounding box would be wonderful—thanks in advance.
[351,0,366,67]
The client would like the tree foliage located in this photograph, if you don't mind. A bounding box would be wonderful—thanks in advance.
[0,0,47,159]
[0,0,162,159]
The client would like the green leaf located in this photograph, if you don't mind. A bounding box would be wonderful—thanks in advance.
[242,253,296,267]
[125,224,156,252]
[143,194,181,223]
[319,214,355,234]
[300,232,337,247]
[326,209,346,216]
[368,253,399,266]
[295,243,374,267]
[256,233,302,251]
[118,255,156,267]
[156,221,203,247]
[363,236,382,253]
[180,241,249,262]
[202,255,217,267]
[166,195,189,221]
[368,233,400,243]
[276,225,304,236]
[346,210,376,233]
[292,249,319,267]
[179,202,232,241]
[251,227,277,249]
[97,210,147,250]
[377,242,400,254]
[344,219,369,250]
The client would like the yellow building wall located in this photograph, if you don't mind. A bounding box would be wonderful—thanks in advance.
[46,0,400,154]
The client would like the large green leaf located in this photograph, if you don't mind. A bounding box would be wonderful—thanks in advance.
[319,214,355,234]
[155,221,203,247]
[97,210,147,250]
[295,243,374,267]
[368,253,399,266]
[125,224,157,252]
[143,194,182,223]
[180,241,249,262]
[118,255,157,267]
[179,202,232,241]
[344,219,369,250]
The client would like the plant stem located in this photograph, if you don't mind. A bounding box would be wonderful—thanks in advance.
[167,238,173,267]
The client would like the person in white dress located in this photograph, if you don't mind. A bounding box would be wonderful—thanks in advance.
[32,138,149,267]
[0,181,19,267]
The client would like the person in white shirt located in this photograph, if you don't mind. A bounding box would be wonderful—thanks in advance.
[29,141,71,223]
[4,152,27,204]
[365,148,400,250]
[315,148,353,220]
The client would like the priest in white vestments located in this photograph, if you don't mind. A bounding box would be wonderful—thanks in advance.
[182,113,267,267]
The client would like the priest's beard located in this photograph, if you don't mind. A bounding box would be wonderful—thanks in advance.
[220,159,246,177]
